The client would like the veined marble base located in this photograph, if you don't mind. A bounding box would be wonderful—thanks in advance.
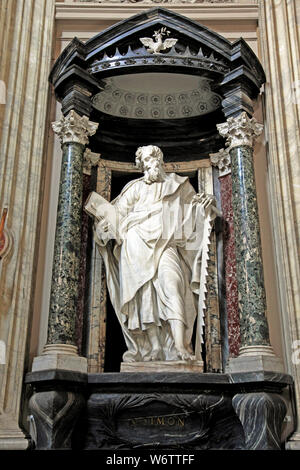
[121,360,204,373]
[32,354,87,373]
[26,370,294,450]
[226,354,284,373]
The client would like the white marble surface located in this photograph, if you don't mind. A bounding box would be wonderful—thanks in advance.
[121,360,204,373]
[32,354,88,373]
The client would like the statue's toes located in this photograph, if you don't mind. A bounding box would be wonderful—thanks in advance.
[177,349,194,361]
[150,348,162,361]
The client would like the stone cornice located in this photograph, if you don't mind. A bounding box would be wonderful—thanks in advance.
[55,2,259,22]
[52,110,99,145]
[216,111,263,149]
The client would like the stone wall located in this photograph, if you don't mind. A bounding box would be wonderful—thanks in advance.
[0,0,55,450]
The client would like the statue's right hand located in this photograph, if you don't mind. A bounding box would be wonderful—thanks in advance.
[96,218,111,234]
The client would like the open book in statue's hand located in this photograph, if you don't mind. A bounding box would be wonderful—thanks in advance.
[84,191,121,243]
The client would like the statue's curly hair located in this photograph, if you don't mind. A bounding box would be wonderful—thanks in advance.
[135,145,163,170]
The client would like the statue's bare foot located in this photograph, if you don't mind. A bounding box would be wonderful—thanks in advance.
[176,348,195,361]
[186,344,194,355]
[150,348,162,361]
[144,348,162,361]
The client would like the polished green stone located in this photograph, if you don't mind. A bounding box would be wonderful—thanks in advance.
[47,141,85,345]
[230,145,270,347]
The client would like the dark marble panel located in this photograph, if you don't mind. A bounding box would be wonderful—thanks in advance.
[88,372,230,385]
[88,108,225,162]
[83,392,244,450]
[25,370,87,387]
[232,392,287,450]
[25,371,294,450]
[228,371,294,386]
[28,390,85,450]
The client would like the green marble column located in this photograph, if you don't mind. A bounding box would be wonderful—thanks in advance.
[230,144,270,348]
[45,110,98,352]
[217,112,273,355]
[47,141,85,345]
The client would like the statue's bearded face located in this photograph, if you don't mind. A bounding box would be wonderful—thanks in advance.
[142,150,164,184]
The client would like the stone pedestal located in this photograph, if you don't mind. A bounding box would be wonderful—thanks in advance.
[286,433,300,450]
[25,370,87,450]
[86,372,295,450]
[232,392,287,450]
[25,370,294,450]
[226,353,284,374]
[32,345,87,373]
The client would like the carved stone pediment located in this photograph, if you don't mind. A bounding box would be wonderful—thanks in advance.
[50,7,264,93]
[49,7,265,160]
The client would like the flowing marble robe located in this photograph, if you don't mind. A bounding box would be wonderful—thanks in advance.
[94,173,210,362]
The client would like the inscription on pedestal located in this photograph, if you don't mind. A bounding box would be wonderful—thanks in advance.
[128,415,185,427]
[83,393,245,450]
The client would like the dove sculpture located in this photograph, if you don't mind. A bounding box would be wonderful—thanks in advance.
[139,27,178,54]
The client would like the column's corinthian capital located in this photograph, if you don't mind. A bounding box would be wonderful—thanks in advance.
[209,148,231,177]
[217,112,263,150]
[52,110,99,145]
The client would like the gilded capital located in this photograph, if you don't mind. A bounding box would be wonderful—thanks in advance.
[209,148,231,177]
[83,148,101,175]
[217,112,263,150]
[52,110,99,145]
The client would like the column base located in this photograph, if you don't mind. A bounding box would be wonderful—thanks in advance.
[226,345,284,373]
[0,418,29,450]
[286,433,300,450]
[0,435,29,450]
[238,345,275,356]
[32,344,87,373]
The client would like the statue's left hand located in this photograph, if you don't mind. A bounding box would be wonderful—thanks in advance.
[192,193,217,215]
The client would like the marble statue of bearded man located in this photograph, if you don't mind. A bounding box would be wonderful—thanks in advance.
[94,145,217,363]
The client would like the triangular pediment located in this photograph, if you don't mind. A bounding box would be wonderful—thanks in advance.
[50,7,264,88]
[49,7,265,161]
[85,7,232,67]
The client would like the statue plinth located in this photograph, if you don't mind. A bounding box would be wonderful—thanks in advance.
[121,360,204,373]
